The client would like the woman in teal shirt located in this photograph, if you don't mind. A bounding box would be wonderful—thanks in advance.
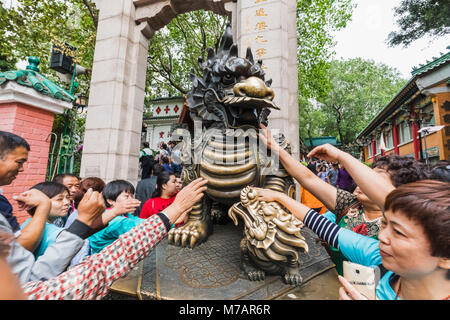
[88,180,142,253]
[21,182,88,264]
[89,179,187,253]
[255,178,450,300]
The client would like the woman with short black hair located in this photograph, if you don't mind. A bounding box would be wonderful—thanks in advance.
[255,143,450,300]
[88,180,142,253]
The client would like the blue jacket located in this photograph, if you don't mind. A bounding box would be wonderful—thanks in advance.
[305,209,398,300]
[1,214,84,284]
[21,218,90,266]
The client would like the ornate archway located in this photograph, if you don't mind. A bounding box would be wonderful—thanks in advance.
[81,0,299,184]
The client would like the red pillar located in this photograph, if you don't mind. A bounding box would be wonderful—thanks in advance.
[392,116,399,155]
[371,135,376,162]
[410,104,420,160]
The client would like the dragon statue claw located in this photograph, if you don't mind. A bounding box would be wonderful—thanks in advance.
[168,220,211,248]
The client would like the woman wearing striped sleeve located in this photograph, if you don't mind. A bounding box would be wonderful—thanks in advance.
[253,143,450,300]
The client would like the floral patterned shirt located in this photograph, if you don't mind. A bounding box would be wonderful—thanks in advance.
[326,189,381,275]
[22,214,168,300]
[334,188,381,238]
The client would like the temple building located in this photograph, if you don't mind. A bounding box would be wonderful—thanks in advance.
[142,96,187,151]
[357,49,450,164]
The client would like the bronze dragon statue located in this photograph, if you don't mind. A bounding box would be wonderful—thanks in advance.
[168,25,295,249]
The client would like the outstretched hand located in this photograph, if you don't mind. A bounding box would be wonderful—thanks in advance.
[164,178,208,224]
[13,189,51,213]
[111,198,141,216]
[253,187,283,203]
[258,123,281,154]
[76,188,106,229]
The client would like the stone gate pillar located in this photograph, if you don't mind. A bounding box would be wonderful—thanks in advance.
[80,0,153,185]
[233,0,299,159]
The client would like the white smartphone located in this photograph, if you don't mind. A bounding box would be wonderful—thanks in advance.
[343,261,380,300]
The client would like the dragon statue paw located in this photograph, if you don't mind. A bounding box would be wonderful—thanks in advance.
[168,220,211,248]
[283,269,303,286]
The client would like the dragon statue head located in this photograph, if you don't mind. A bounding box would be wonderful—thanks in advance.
[187,25,279,129]
[229,186,308,254]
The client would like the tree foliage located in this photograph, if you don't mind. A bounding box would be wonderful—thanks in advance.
[0,0,97,176]
[295,0,355,146]
[0,3,18,71]
[145,10,229,100]
[388,0,450,47]
[0,0,97,91]
[317,58,407,145]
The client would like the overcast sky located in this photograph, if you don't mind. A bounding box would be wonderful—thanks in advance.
[332,0,450,79]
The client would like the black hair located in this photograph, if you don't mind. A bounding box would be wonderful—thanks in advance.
[53,173,80,185]
[161,156,169,164]
[152,171,175,198]
[102,179,135,208]
[372,154,430,187]
[27,181,69,215]
[143,142,149,148]
[429,162,450,183]
[0,131,30,160]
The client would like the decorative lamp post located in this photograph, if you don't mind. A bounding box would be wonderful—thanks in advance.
[74,94,88,113]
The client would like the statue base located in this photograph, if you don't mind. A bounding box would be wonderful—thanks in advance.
[108,223,339,300]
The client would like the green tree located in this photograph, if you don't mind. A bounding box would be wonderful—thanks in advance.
[145,10,229,100]
[2,0,97,91]
[388,0,450,47]
[1,0,97,176]
[0,3,18,71]
[317,58,407,145]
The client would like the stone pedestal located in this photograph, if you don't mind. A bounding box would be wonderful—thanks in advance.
[107,223,337,300]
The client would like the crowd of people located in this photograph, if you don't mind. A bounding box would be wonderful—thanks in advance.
[139,140,182,179]
[0,128,449,300]
[306,158,355,192]
[0,131,206,299]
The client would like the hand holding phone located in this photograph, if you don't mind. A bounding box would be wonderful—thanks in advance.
[342,261,380,300]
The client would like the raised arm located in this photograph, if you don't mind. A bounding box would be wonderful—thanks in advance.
[259,124,337,211]
[22,178,208,300]
[307,144,395,210]
[14,189,51,252]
